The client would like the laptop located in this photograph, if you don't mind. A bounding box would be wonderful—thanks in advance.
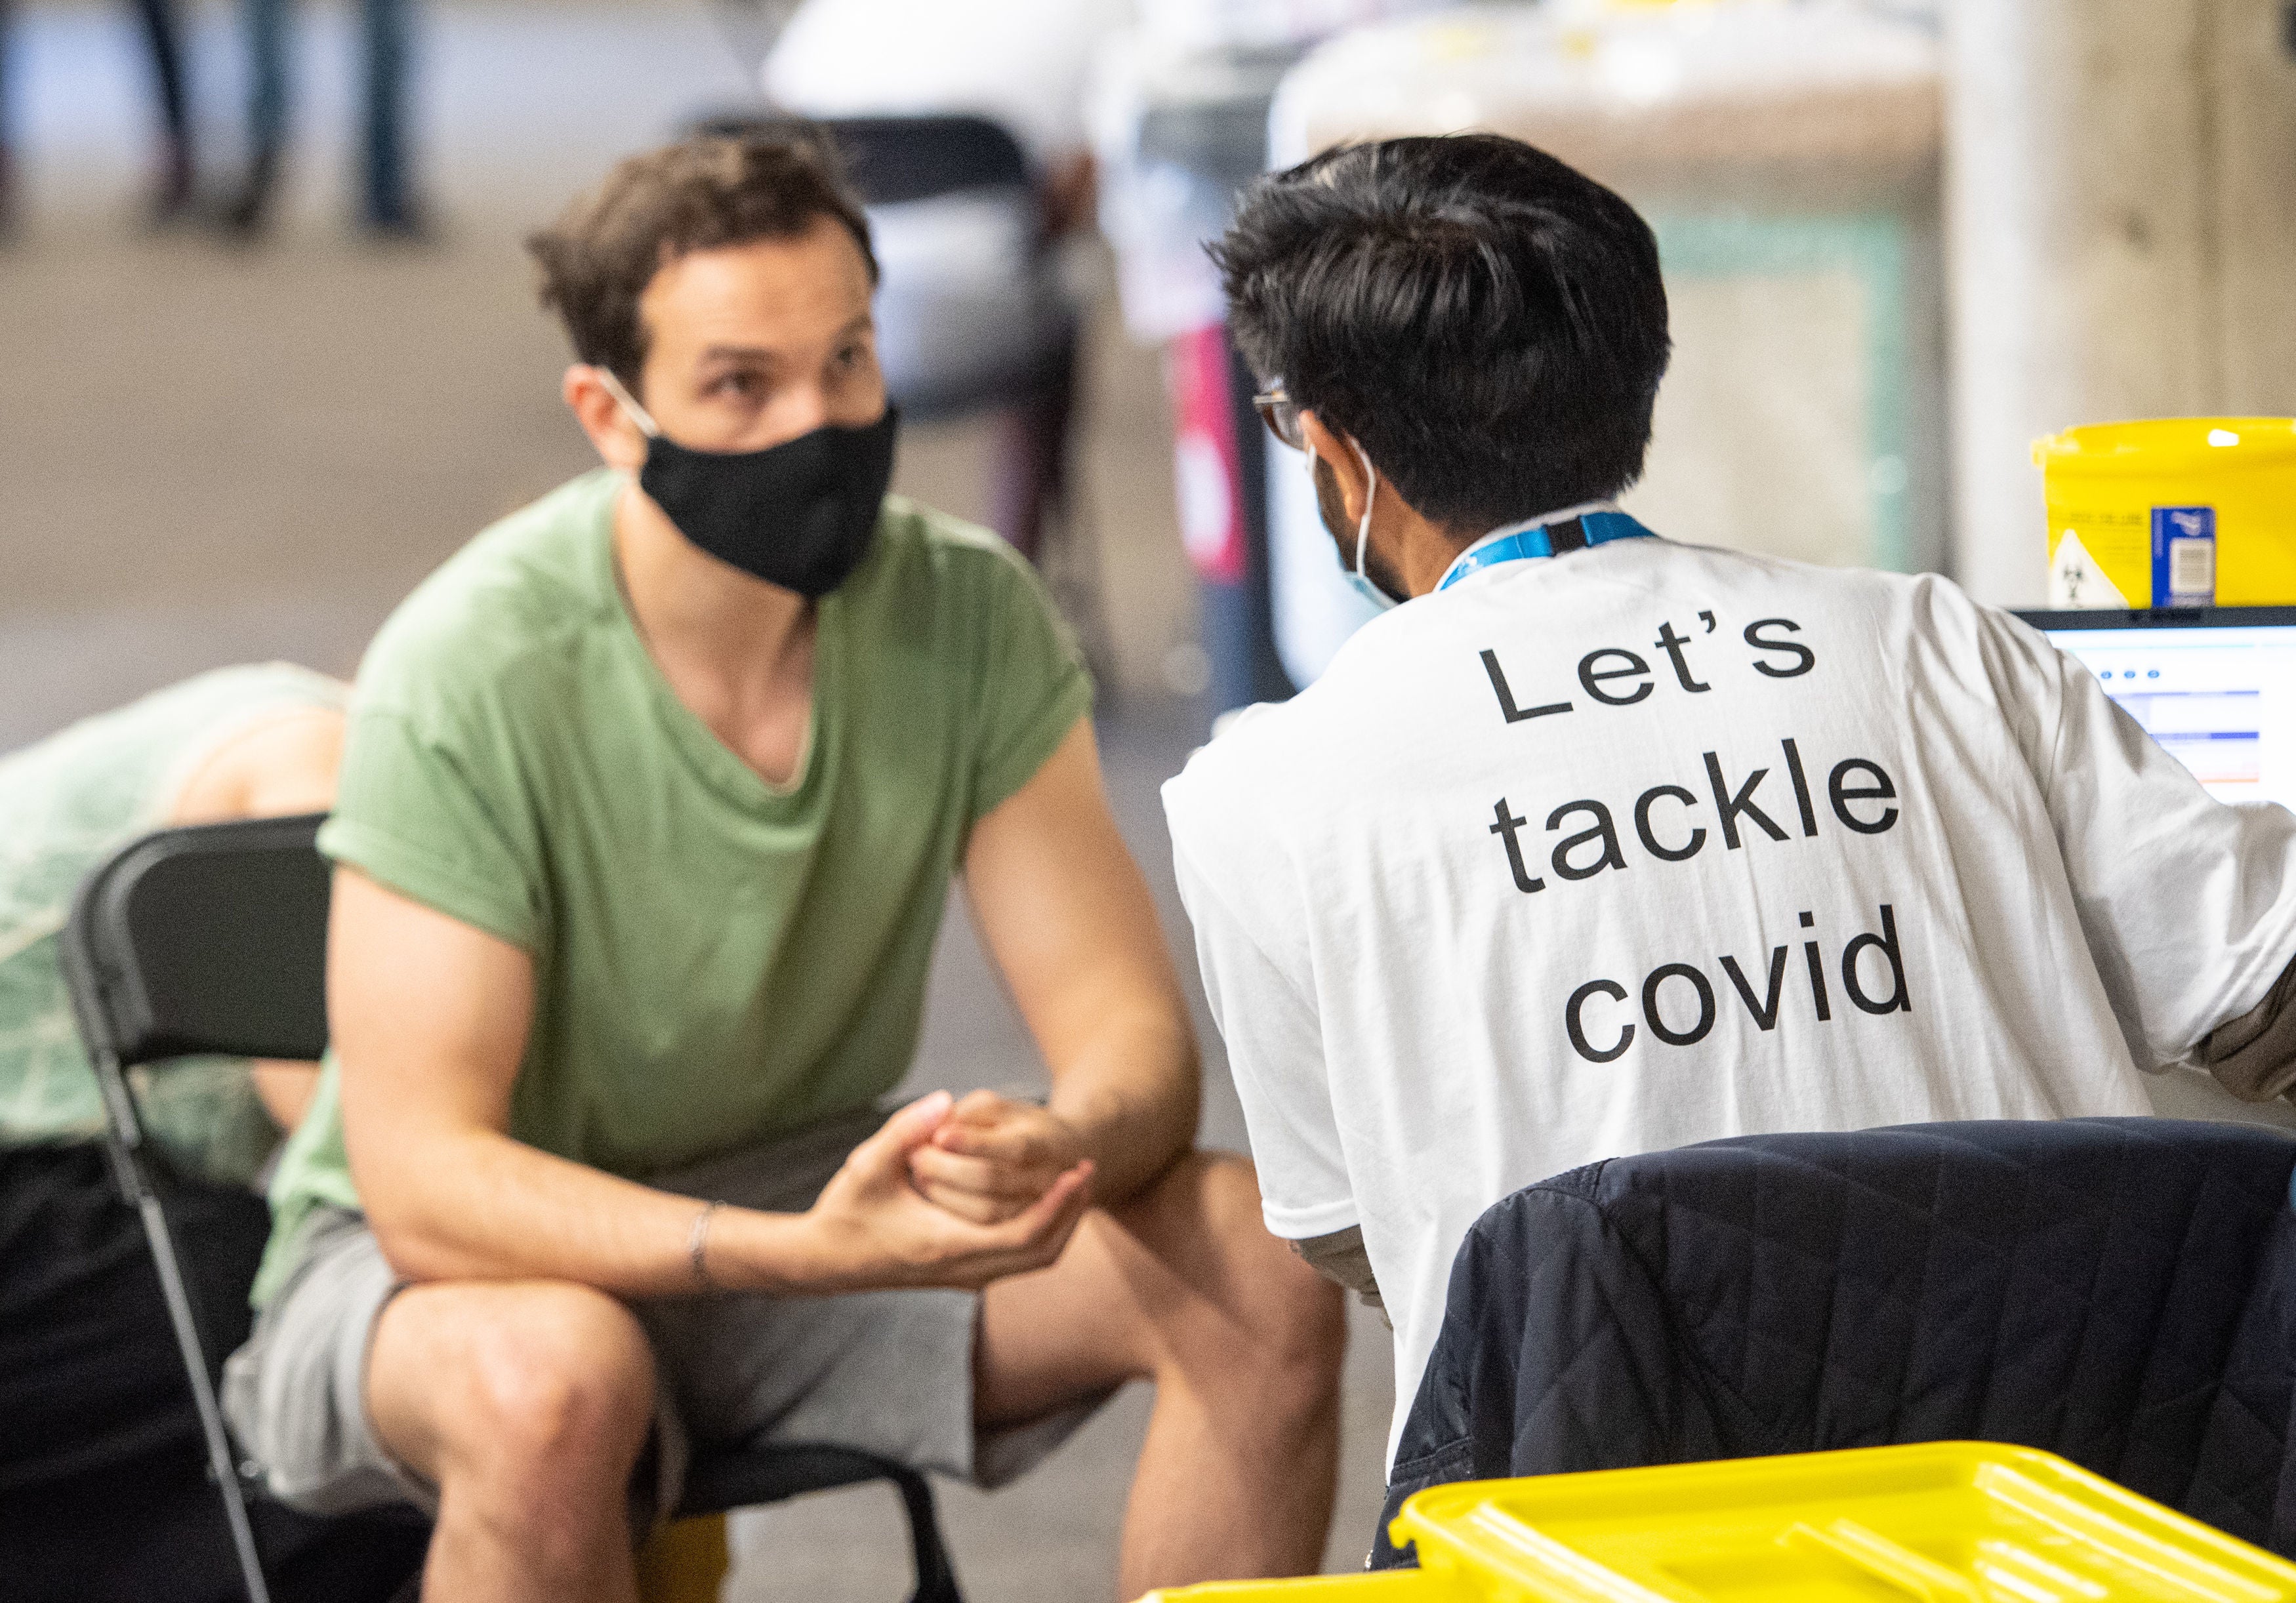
[2016,607,2296,809]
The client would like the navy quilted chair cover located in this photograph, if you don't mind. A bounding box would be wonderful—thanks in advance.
[1377,1118,2296,1565]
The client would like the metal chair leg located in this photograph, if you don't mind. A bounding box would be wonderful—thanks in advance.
[888,1465,962,1603]
[110,1135,272,1603]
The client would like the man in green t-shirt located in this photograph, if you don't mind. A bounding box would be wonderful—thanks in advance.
[222,131,1344,1599]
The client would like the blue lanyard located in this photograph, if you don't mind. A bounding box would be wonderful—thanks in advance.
[1435,510,1658,592]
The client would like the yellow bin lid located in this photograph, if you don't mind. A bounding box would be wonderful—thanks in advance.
[1393,1442,2296,1601]
[1138,1570,1466,1602]
[2032,418,2296,475]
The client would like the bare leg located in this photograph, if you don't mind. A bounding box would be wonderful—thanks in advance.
[366,1280,656,1603]
[977,1152,1346,1596]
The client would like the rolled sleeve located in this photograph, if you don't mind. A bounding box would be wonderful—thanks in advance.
[316,707,543,952]
[966,544,1094,826]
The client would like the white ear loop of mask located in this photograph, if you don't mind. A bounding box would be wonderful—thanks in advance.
[1352,439,1378,581]
[1306,434,1381,580]
[595,367,662,439]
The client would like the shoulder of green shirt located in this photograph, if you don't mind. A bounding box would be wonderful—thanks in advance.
[352,471,621,718]
[347,481,1061,708]
[312,477,625,952]
[329,479,1089,856]
[869,495,1061,604]
[871,497,1096,820]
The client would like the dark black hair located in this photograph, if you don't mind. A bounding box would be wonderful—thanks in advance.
[1212,134,1670,534]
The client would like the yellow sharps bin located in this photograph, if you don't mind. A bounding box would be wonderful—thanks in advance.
[1141,1574,1460,1602]
[2034,418,2296,609]
[1140,1442,2296,1602]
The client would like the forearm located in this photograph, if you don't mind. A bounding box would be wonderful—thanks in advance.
[354,1124,819,1297]
[1294,1226,1387,1328]
[962,718,1202,1205]
[2203,954,2296,1102]
[1048,1005,1200,1204]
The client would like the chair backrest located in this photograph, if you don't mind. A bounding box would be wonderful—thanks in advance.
[1380,1116,2296,1564]
[687,112,1033,205]
[61,813,331,1071]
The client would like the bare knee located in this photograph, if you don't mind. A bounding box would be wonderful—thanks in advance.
[1120,1151,1347,1398]
[463,1284,655,1482]
[1211,1156,1349,1389]
[384,1282,657,1496]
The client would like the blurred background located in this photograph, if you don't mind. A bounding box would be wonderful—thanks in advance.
[3,0,2293,1596]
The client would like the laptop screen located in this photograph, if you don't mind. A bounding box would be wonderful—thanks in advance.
[2018,608,2296,808]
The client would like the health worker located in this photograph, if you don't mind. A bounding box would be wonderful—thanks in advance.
[1161,132,2296,1475]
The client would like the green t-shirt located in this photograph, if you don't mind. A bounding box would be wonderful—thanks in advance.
[258,470,1091,1304]
[0,664,348,1187]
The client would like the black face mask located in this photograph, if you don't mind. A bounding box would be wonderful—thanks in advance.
[606,373,899,599]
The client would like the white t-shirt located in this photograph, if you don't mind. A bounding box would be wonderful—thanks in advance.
[1162,537,2296,1467]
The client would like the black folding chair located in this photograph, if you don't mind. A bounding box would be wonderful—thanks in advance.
[61,814,964,1603]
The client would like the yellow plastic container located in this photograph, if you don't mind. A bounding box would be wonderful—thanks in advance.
[1141,1571,1466,1602]
[1395,1442,2296,1602]
[2034,418,2296,608]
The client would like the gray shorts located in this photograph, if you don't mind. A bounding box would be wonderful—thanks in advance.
[221,1108,1096,1522]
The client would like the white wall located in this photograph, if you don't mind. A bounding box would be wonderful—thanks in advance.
[1945,0,2296,605]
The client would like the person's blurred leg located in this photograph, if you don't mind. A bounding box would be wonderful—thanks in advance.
[358,0,414,233]
[989,328,1077,565]
[0,0,16,236]
[127,0,195,218]
[225,0,289,233]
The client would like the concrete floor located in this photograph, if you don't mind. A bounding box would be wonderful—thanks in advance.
[0,1,1395,1595]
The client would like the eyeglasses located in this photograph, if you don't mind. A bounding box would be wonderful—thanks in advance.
[1252,382,1305,453]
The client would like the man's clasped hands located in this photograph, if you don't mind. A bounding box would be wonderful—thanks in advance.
[802,1088,1098,1292]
